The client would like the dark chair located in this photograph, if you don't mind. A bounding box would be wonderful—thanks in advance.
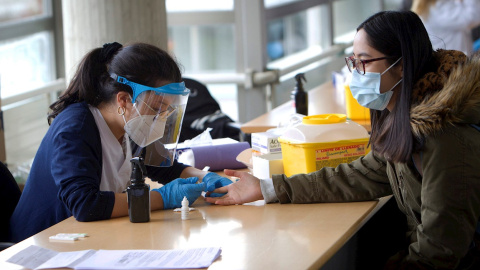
[0,161,21,250]
[181,78,248,143]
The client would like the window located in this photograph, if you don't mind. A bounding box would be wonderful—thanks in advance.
[167,0,388,122]
[265,1,330,63]
[267,10,309,61]
[333,0,382,44]
[0,0,60,180]
[0,32,55,98]
[383,0,406,10]
[168,25,236,74]
[0,0,47,23]
[0,0,56,99]
[167,0,238,120]
[265,0,304,8]
[166,0,233,12]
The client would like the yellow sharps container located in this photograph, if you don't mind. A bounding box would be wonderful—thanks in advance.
[344,84,370,124]
[278,114,370,177]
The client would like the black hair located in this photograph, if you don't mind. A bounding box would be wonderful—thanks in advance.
[358,11,434,162]
[47,42,182,125]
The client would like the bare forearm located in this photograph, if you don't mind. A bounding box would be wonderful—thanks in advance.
[111,193,129,218]
[180,166,208,181]
[150,190,164,210]
[111,191,165,218]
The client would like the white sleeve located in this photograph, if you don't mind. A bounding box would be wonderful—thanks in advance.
[259,178,279,203]
[426,0,480,30]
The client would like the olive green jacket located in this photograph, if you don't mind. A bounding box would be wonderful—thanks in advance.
[272,57,480,269]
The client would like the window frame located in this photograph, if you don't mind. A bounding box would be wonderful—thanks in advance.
[0,0,65,106]
[0,0,65,164]
[167,0,364,122]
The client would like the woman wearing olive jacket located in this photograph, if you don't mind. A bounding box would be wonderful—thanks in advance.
[206,11,480,270]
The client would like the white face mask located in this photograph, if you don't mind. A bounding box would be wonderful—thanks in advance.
[124,115,166,147]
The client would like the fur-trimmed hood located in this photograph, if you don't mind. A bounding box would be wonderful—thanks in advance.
[410,51,480,138]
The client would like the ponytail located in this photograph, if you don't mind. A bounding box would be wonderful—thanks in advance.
[48,42,181,125]
[47,42,123,125]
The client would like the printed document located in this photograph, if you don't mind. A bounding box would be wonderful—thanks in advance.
[7,245,222,269]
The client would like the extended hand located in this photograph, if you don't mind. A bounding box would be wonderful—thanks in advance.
[153,177,205,209]
[204,169,263,205]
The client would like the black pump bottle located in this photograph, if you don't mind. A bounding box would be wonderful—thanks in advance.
[127,157,150,223]
[291,73,308,115]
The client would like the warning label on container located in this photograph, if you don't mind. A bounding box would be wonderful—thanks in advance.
[315,144,366,170]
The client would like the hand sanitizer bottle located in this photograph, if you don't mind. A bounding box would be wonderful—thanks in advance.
[127,157,150,223]
[291,73,308,115]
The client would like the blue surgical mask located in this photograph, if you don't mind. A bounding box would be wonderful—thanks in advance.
[349,57,402,110]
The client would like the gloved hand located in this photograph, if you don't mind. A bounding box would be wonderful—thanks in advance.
[202,172,233,197]
[153,177,205,209]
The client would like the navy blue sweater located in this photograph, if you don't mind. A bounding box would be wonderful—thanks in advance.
[9,102,188,242]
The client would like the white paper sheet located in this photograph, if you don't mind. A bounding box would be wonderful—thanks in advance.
[6,245,58,269]
[36,250,97,269]
[7,245,222,270]
[74,247,222,269]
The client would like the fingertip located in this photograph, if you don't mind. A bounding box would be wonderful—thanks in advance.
[190,177,199,183]
[195,182,206,192]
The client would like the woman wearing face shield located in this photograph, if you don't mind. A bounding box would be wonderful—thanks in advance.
[8,42,233,243]
[205,11,480,269]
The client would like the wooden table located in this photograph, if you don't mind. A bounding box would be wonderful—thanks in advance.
[241,81,370,134]
[0,196,391,270]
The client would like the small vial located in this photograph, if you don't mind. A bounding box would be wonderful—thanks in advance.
[181,196,190,220]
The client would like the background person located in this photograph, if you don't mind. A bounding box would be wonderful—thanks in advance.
[206,11,480,270]
[412,0,480,56]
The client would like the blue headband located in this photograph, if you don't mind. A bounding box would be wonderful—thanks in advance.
[110,73,189,103]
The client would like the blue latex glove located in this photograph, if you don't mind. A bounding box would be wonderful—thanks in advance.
[153,177,205,209]
[202,172,233,197]
[474,38,480,53]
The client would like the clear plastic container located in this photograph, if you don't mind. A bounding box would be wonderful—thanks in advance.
[278,114,370,176]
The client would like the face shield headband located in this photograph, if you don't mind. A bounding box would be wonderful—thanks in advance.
[110,73,189,102]
[110,73,190,167]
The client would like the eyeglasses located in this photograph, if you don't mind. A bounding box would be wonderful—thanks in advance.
[344,56,395,75]
[137,99,176,120]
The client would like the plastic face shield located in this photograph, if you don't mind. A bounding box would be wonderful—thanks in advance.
[112,74,189,167]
